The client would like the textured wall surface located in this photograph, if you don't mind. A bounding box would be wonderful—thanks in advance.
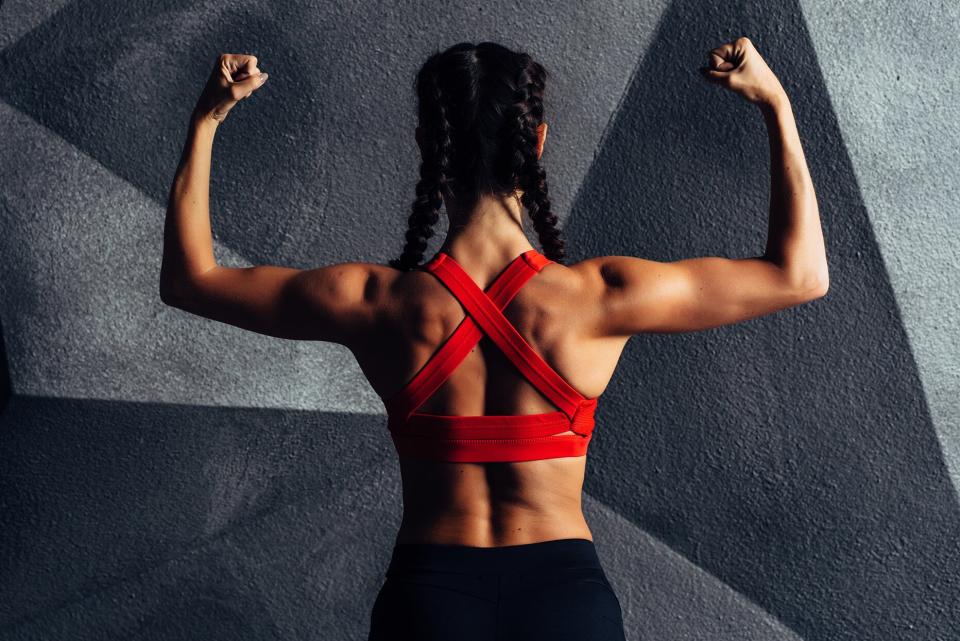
[1,1,958,640]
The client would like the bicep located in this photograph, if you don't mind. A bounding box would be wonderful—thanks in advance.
[579,255,828,336]
[164,262,380,344]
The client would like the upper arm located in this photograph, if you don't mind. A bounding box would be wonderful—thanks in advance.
[573,254,829,337]
[160,262,388,346]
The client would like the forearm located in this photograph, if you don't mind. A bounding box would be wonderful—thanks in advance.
[160,113,220,298]
[760,92,828,289]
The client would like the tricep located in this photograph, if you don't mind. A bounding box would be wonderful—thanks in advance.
[573,254,828,336]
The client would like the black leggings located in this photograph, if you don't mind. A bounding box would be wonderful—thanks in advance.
[367,537,626,641]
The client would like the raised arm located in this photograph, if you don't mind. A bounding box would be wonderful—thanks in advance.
[576,37,828,336]
[159,53,385,346]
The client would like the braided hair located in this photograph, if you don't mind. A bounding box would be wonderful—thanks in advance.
[389,42,566,271]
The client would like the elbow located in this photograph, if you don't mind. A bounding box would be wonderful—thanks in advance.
[772,254,829,300]
[159,287,180,308]
[779,259,829,301]
[160,265,216,309]
[159,262,183,306]
[798,272,829,300]
[805,279,829,299]
[808,262,830,298]
[159,280,189,308]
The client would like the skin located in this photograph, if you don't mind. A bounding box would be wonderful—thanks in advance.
[161,39,828,548]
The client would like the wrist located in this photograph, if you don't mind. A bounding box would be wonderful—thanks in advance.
[758,88,789,114]
[190,109,221,134]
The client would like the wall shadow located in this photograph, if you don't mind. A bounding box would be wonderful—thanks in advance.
[567,2,960,641]
[0,314,10,415]
[0,395,400,637]
[0,0,331,267]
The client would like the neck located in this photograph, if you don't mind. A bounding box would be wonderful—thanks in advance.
[438,192,535,266]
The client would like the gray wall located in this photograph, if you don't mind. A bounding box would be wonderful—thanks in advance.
[1,1,958,640]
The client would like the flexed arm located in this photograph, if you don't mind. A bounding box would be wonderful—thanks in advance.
[159,54,384,345]
[752,69,828,291]
[160,53,269,288]
[577,37,829,336]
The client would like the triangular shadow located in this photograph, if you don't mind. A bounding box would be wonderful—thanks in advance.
[0,0,330,267]
[0,313,10,415]
[0,394,399,630]
[565,2,960,640]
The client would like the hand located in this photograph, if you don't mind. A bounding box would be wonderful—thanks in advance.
[192,53,269,125]
[699,37,785,107]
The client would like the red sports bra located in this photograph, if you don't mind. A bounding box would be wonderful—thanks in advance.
[383,248,599,463]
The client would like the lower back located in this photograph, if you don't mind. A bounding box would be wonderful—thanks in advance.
[393,455,594,547]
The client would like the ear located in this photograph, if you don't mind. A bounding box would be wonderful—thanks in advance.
[536,122,548,160]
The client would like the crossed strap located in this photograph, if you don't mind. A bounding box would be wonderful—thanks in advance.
[386,250,589,425]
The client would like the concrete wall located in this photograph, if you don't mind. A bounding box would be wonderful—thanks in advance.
[1,1,957,639]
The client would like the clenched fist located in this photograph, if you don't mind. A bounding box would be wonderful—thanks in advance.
[699,37,785,107]
[192,53,269,125]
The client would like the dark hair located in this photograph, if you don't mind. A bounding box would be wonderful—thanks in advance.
[389,41,566,271]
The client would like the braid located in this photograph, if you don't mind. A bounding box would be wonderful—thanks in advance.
[389,61,454,271]
[392,42,567,269]
[507,56,566,263]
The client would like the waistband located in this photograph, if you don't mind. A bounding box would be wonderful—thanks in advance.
[386,537,600,575]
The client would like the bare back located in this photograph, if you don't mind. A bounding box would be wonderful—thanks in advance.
[161,37,826,552]
[351,252,629,547]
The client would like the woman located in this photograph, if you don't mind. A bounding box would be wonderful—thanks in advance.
[160,38,827,641]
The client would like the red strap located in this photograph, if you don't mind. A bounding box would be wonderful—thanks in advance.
[386,250,544,421]
[427,251,586,422]
[522,249,553,271]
